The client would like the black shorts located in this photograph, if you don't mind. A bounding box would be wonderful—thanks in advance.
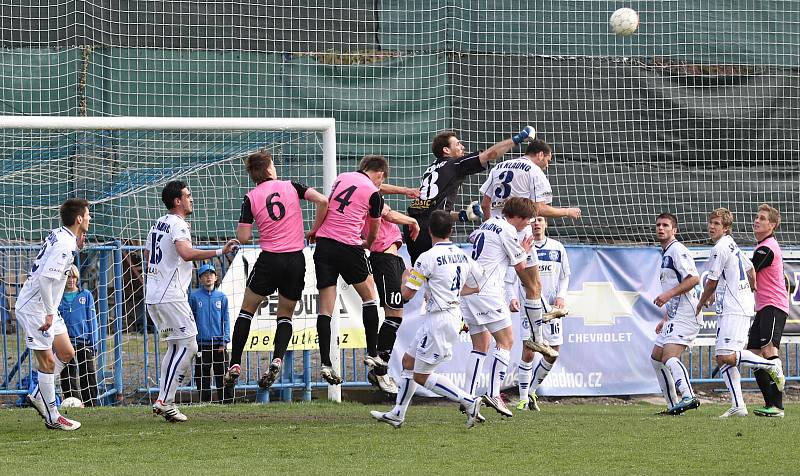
[404,215,431,265]
[246,250,305,301]
[747,306,788,349]
[313,237,371,289]
[370,252,406,310]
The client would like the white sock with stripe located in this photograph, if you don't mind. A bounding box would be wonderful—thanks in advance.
[158,337,198,404]
[390,369,417,420]
[464,350,486,396]
[36,371,60,424]
[651,358,678,408]
[736,350,776,371]
[424,372,474,406]
[665,357,693,399]
[517,361,533,399]
[530,356,554,394]
[488,347,510,398]
[721,363,745,409]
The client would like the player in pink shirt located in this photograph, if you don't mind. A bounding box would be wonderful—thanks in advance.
[223,150,329,390]
[748,203,790,417]
[362,202,420,393]
[308,155,388,385]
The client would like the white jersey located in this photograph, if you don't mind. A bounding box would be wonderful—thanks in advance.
[479,156,552,218]
[16,227,77,314]
[468,217,527,301]
[406,242,482,313]
[706,234,754,317]
[534,237,570,305]
[145,214,194,304]
[659,240,700,321]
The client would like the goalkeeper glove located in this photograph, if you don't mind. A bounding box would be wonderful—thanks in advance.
[512,125,535,144]
[458,202,483,223]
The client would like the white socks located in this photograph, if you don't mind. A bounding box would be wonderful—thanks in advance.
[424,372,474,406]
[720,364,744,409]
[157,337,198,404]
[390,369,417,420]
[523,299,543,342]
[736,350,777,371]
[36,371,60,424]
[465,350,486,396]
[530,355,554,394]
[488,348,510,398]
[518,361,533,399]
[651,358,678,408]
[665,357,693,399]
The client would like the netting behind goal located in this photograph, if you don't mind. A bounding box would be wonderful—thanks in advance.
[0,121,330,404]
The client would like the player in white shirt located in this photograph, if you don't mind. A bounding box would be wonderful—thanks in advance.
[695,208,784,418]
[145,180,239,422]
[369,210,485,429]
[648,213,701,415]
[18,198,90,430]
[461,197,540,418]
[478,139,581,221]
[479,139,579,367]
[511,217,571,411]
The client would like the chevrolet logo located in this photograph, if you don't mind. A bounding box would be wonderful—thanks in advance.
[566,282,640,326]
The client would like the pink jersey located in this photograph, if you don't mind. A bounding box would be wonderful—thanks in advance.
[364,206,403,253]
[239,179,309,253]
[317,171,382,246]
[754,236,789,312]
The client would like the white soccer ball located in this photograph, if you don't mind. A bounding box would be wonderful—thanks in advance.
[61,397,85,408]
[609,7,639,37]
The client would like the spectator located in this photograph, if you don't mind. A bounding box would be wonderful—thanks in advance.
[59,264,100,407]
[190,264,232,403]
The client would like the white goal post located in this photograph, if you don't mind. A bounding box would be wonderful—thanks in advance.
[0,116,345,403]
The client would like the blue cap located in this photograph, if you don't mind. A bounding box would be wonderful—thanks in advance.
[198,264,216,277]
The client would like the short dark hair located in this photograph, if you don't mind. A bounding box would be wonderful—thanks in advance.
[359,155,389,179]
[502,197,537,220]
[525,139,552,157]
[245,150,273,184]
[162,180,188,210]
[431,131,458,159]
[428,210,453,239]
[60,198,89,226]
[656,212,678,228]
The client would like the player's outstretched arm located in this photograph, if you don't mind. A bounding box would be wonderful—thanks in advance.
[175,239,239,262]
[305,188,329,240]
[536,202,582,220]
[478,125,535,166]
[380,183,420,199]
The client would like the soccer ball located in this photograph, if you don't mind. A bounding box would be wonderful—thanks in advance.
[609,8,639,37]
[61,396,85,408]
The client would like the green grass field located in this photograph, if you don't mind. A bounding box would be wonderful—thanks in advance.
[0,402,795,475]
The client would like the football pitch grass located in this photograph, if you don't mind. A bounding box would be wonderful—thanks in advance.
[1,401,795,475]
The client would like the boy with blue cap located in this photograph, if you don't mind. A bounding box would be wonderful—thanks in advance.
[190,264,232,403]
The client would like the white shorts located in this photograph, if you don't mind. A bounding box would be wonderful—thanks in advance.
[147,301,198,341]
[16,309,67,350]
[520,315,563,346]
[654,317,700,348]
[407,311,461,373]
[715,313,751,354]
[461,293,512,334]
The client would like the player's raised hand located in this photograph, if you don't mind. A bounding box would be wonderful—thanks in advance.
[512,125,536,144]
[653,291,671,307]
[566,207,582,220]
[39,314,54,332]
[222,239,240,256]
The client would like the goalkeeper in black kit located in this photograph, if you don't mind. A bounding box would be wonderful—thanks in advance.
[403,126,536,263]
